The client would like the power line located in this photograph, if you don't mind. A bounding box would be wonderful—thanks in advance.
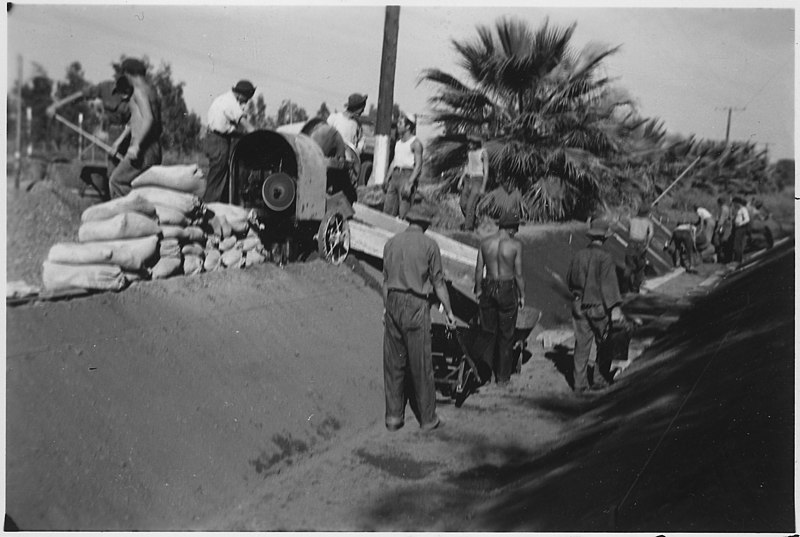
[714,106,745,145]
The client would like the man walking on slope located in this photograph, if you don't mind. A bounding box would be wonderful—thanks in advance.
[624,204,654,294]
[108,58,163,199]
[204,80,257,203]
[474,212,525,386]
[382,203,456,432]
[567,219,624,394]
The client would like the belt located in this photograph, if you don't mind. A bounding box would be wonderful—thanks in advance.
[388,288,429,300]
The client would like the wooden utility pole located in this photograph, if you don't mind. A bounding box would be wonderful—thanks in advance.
[15,54,23,189]
[716,106,745,145]
[372,5,400,186]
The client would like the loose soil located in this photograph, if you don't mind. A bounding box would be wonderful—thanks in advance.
[4,181,795,531]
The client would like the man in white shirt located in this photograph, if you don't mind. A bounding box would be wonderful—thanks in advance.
[731,196,751,264]
[327,93,367,153]
[204,80,256,203]
[383,113,423,219]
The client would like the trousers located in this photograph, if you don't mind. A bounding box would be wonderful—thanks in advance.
[572,300,609,392]
[624,240,647,292]
[383,290,438,429]
[732,224,749,263]
[203,132,237,203]
[383,168,414,219]
[460,176,484,230]
[479,278,519,383]
[109,140,162,199]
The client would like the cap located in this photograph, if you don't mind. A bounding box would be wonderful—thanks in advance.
[498,212,520,229]
[402,112,417,126]
[405,202,436,224]
[346,93,367,111]
[120,58,146,76]
[587,218,613,239]
[232,80,256,99]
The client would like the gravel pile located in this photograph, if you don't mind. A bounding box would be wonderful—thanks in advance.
[7,182,96,289]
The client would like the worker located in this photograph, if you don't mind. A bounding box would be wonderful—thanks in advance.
[731,196,751,265]
[624,203,654,294]
[327,93,367,154]
[108,58,163,199]
[383,113,423,219]
[666,220,698,272]
[694,204,715,248]
[382,202,456,432]
[203,80,257,203]
[567,218,624,394]
[46,77,134,199]
[714,196,733,263]
[458,136,489,231]
[474,211,525,386]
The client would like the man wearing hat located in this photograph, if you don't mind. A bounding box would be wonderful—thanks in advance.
[203,80,257,203]
[473,211,525,386]
[624,203,655,293]
[108,57,163,198]
[327,93,367,153]
[382,202,456,432]
[384,113,423,219]
[566,218,624,393]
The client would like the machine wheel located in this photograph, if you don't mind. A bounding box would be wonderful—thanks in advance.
[317,210,350,265]
[358,161,373,187]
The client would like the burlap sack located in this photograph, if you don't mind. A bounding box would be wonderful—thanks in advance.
[245,249,267,267]
[48,235,159,271]
[204,249,221,271]
[132,186,202,216]
[150,256,182,279]
[205,203,250,235]
[159,238,181,258]
[42,261,128,292]
[154,204,190,226]
[160,225,206,243]
[221,249,244,269]
[130,164,207,198]
[81,193,158,223]
[181,243,205,257]
[183,254,204,275]
[218,236,238,252]
[240,236,262,252]
[78,212,161,242]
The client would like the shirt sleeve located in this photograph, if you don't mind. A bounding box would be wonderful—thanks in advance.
[428,241,445,287]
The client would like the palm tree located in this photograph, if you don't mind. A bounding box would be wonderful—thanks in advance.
[420,17,638,221]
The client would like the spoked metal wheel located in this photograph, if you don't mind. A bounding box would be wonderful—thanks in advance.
[317,210,350,265]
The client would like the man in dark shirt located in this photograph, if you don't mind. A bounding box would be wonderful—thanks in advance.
[474,212,525,386]
[382,203,456,432]
[567,219,623,394]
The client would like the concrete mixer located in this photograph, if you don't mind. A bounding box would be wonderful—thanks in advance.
[228,128,354,265]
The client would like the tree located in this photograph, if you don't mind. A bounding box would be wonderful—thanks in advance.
[420,17,632,221]
[276,99,308,126]
[151,62,202,155]
[20,63,55,153]
[315,101,330,120]
[245,94,270,129]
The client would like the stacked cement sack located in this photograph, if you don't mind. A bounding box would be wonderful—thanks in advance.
[41,164,269,292]
[43,193,162,291]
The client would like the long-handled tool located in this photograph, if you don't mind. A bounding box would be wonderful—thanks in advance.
[53,113,124,160]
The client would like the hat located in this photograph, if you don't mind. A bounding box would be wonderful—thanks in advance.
[345,93,367,111]
[402,112,417,126]
[498,212,520,229]
[732,196,746,205]
[112,75,133,96]
[587,219,613,239]
[637,203,651,217]
[232,80,256,99]
[120,58,146,76]
[405,202,437,224]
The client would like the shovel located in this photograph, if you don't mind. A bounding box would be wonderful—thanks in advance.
[53,113,124,160]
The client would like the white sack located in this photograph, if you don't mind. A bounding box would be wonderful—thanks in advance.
[78,212,161,242]
[81,194,157,223]
[48,235,159,271]
[42,261,127,292]
[131,164,207,198]
[151,256,182,279]
[132,186,202,215]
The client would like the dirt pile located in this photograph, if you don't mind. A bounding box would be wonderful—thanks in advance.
[6,182,96,288]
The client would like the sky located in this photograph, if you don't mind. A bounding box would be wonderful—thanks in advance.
[5,1,797,161]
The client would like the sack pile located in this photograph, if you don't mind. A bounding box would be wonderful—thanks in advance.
[41,165,270,292]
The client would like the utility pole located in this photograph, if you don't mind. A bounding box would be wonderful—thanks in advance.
[372,5,400,186]
[15,54,23,189]
[716,106,745,146]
